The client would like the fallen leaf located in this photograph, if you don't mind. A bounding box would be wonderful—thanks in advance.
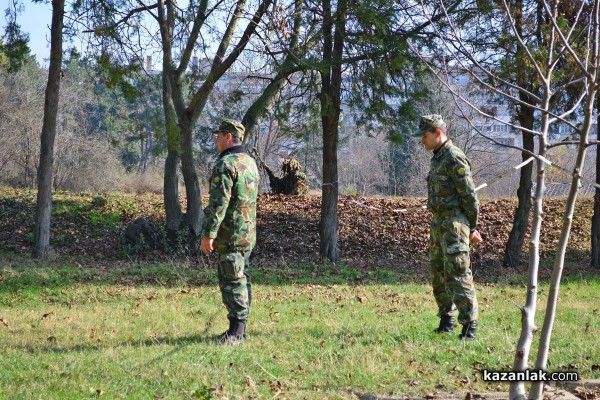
[319,340,325,348]
[0,317,8,327]
[245,375,257,390]
[269,380,284,394]
[210,383,224,393]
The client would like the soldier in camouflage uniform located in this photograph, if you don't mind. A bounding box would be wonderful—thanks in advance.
[201,119,259,346]
[412,114,483,340]
[254,152,310,195]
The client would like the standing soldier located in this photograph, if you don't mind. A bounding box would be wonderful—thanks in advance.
[201,119,259,345]
[412,114,482,340]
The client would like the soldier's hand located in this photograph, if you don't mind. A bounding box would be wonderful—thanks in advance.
[470,229,483,245]
[201,237,214,254]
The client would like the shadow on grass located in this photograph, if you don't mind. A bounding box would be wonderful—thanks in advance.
[18,334,209,354]
[15,311,224,357]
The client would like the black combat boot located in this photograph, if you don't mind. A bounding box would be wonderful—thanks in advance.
[220,319,246,346]
[433,315,455,334]
[459,320,477,340]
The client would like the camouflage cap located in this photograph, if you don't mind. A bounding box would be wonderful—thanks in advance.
[212,118,245,140]
[411,114,446,137]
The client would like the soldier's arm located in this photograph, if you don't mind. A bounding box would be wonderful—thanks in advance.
[449,154,479,230]
[202,159,236,238]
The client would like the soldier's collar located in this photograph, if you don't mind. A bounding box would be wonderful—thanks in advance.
[219,145,245,158]
[433,139,451,157]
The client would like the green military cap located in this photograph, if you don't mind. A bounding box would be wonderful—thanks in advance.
[212,118,245,141]
[411,114,446,137]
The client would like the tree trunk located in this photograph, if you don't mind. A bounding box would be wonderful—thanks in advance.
[509,152,547,400]
[164,148,182,236]
[530,45,599,398]
[531,120,590,399]
[318,0,346,262]
[179,117,203,239]
[159,5,183,242]
[242,74,287,146]
[503,130,534,268]
[320,98,340,261]
[33,0,64,259]
[510,99,552,400]
[592,99,600,268]
[503,0,535,269]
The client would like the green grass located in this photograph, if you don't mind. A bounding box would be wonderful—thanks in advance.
[1,255,599,399]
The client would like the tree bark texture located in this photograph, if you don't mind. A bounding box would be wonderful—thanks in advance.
[318,0,346,262]
[179,117,203,238]
[162,94,183,238]
[33,0,64,259]
[503,130,534,268]
[164,149,182,234]
[159,1,183,239]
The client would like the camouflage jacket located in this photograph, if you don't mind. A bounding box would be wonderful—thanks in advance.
[203,146,259,253]
[427,140,479,230]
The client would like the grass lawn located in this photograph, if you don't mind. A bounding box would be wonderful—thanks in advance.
[1,253,599,399]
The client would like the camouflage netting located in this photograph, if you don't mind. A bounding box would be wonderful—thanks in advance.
[255,154,309,195]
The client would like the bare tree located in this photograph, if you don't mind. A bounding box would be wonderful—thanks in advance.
[529,1,600,397]
[411,0,599,398]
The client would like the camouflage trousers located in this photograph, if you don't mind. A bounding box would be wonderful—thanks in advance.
[217,251,252,321]
[429,213,478,325]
